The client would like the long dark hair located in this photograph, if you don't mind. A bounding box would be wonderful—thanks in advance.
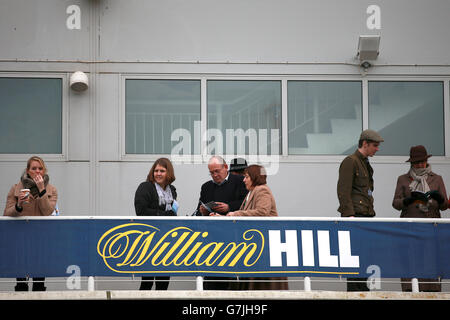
[146,157,175,185]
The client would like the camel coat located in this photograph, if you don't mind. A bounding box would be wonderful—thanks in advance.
[232,184,279,217]
[230,184,288,290]
[4,181,57,217]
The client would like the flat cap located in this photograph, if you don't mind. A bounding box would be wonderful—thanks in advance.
[359,129,384,142]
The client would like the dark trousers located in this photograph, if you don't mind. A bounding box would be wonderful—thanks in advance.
[346,277,369,292]
[139,276,170,290]
[15,277,46,291]
[401,278,441,292]
[345,213,371,292]
[203,277,235,290]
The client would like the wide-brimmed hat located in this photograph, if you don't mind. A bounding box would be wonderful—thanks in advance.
[406,145,432,163]
[229,158,248,172]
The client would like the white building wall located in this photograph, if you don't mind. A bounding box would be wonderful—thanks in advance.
[0,0,449,219]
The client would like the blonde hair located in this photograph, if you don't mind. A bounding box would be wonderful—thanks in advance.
[26,156,47,175]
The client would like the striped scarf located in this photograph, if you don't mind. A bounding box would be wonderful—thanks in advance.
[408,165,432,212]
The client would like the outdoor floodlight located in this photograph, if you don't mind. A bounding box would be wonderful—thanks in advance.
[357,35,380,62]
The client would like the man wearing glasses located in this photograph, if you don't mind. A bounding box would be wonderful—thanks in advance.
[195,156,247,290]
[196,156,247,217]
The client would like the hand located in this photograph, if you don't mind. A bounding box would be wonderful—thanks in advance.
[429,190,444,204]
[199,205,208,215]
[403,197,415,207]
[17,190,29,207]
[209,212,222,217]
[33,174,45,192]
[410,192,420,200]
[165,210,176,216]
[211,202,229,213]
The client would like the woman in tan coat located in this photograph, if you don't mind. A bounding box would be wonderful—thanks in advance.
[212,164,288,290]
[392,145,448,292]
[4,156,58,291]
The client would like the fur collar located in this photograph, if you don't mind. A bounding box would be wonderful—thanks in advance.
[20,170,49,197]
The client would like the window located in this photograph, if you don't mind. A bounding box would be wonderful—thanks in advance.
[368,81,444,156]
[0,77,62,154]
[207,80,281,155]
[288,81,362,155]
[125,79,201,154]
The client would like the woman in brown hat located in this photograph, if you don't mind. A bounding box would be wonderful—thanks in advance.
[392,145,448,292]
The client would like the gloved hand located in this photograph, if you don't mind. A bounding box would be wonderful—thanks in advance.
[171,200,179,214]
[403,197,415,207]
[164,210,177,216]
[428,190,444,204]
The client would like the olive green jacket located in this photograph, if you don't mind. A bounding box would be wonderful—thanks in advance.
[337,150,375,217]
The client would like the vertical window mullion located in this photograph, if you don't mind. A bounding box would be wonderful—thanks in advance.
[362,79,369,130]
[443,80,449,157]
[281,79,288,156]
[201,78,208,159]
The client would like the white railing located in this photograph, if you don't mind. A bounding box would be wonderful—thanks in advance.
[1,216,449,297]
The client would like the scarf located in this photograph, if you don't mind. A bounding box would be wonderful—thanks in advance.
[20,170,49,198]
[155,183,174,211]
[408,165,432,212]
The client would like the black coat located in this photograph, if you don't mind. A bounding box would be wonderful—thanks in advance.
[134,181,177,216]
[197,174,247,215]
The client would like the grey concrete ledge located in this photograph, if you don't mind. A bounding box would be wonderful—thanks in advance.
[1,290,450,300]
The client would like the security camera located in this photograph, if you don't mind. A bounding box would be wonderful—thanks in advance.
[70,71,89,92]
[360,61,372,69]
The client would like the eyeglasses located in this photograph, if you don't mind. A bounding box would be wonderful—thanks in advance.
[209,168,226,176]
[209,170,221,176]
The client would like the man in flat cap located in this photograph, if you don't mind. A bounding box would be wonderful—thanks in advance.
[337,129,384,291]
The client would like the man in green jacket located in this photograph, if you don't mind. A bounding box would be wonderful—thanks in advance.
[337,129,384,291]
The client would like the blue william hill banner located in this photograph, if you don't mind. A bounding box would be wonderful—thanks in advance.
[0,217,449,279]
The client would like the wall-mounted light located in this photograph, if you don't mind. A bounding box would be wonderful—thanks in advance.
[70,71,89,92]
[357,35,380,62]
[357,35,380,75]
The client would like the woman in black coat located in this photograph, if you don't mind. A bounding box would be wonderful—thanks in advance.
[134,157,178,290]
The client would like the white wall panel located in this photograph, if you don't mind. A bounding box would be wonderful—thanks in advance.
[0,0,90,60]
[98,74,121,161]
[68,76,91,161]
[0,162,90,216]
[97,0,450,65]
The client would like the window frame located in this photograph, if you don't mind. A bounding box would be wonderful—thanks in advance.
[120,74,450,164]
[286,79,363,156]
[367,79,446,157]
[206,78,283,157]
[120,74,203,162]
[0,73,68,162]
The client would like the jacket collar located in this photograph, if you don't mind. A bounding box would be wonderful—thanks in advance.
[242,184,267,210]
[354,150,367,161]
